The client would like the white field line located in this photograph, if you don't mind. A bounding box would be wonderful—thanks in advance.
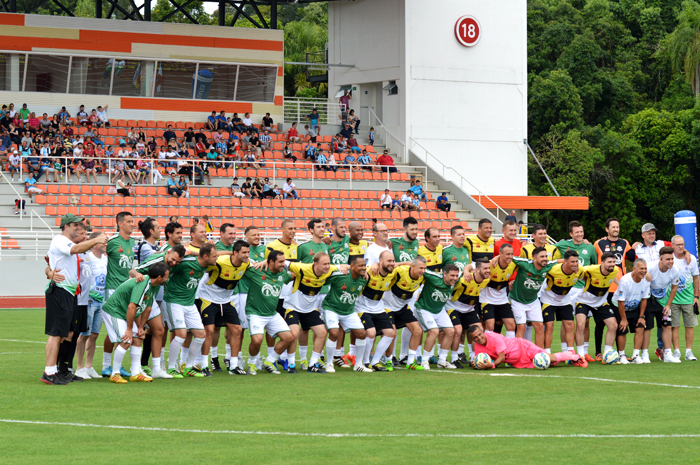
[0,419,699,439]
[0,338,47,344]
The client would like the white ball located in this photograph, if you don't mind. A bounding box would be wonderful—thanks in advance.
[475,353,492,367]
[602,349,620,365]
[533,352,550,370]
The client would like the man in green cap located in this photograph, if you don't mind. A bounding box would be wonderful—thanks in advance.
[42,214,107,385]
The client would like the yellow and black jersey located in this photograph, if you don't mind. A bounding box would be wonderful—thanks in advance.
[388,265,425,301]
[198,255,250,304]
[485,260,517,291]
[418,244,443,271]
[349,240,369,258]
[540,263,583,306]
[288,262,337,296]
[187,243,201,255]
[465,235,495,261]
[450,273,490,306]
[520,243,561,260]
[360,266,397,301]
[580,264,615,299]
[265,239,298,262]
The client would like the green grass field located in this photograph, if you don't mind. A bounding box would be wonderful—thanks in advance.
[2,308,700,464]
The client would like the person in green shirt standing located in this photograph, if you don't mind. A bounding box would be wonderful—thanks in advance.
[412,265,460,370]
[509,248,558,348]
[102,262,169,384]
[391,216,420,263]
[665,235,700,361]
[329,217,350,265]
[102,211,136,378]
[242,250,295,375]
[443,225,471,274]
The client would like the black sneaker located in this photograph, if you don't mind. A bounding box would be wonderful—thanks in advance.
[307,363,326,373]
[228,367,248,375]
[458,353,468,364]
[224,358,231,370]
[212,357,222,372]
[399,356,409,366]
[453,360,464,369]
[41,372,68,385]
[371,363,388,372]
[391,356,399,366]
[287,364,298,374]
[202,367,213,377]
[333,356,349,367]
[320,355,326,364]
[58,371,83,383]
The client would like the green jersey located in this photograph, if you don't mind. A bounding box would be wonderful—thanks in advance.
[442,244,471,274]
[163,256,207,306]
[510,257,557,304]
[105,235,136,291]
[298,240,331,293]
[215,241,233,252]
[241,266,293,317]
[158,242,172,252]
[102,277,154,320]
[415,270,455,314]
[133,252,167,295]
[321,271,368,316]
[661,255,699,305]
[329,236,350,265]
[235,244,269,295]
[392,236,420,263]
[555,240,597,289]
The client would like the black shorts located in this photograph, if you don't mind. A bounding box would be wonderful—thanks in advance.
[614,307,645,336]
[360,312,394,332]
[283,308,299,326]
[644,298,671,330]
[276,299,286,318]
[577,303,615,324]
[542,304,574,323]
[200,301,240,327]
[45,286,77,338]
[448,309,481,327]
[390,306,417,329]
[481,303,513,321]
[74,304,88,333]
[297,310,325,331]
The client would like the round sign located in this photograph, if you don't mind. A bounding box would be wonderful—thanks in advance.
[455,15,481,47]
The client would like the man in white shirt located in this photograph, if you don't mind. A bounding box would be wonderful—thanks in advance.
[96,105,109,127]
[644,247,681,363]
[667,235,699,361]
[242,112,258,133]
[380,189,392,209]
[612,259,651,364]
[282,178,299,199]
[42,214,107,385]
[364,222,391,266]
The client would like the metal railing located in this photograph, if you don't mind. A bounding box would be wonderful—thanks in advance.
[0,168,27,220]
[408,138,509,222]
[367,108,407,163]
[283,97,346,126]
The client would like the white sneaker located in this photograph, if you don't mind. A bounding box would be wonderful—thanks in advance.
[437,360,457,369]
[619,355,630,365]
[642,353,651,364]
[152,368,174,379]
[324,363,336,373]
[674,350,682,360]
[664,353,681,363]
[86,367,101,378]
[75,367,91,379]
[630,355,644,365]
[421,361,431,371]
[353,365,373,372]
[686,351,697,361]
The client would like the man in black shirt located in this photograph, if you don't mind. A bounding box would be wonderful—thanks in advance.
[262,113,276,133]
[184,127,195,149]
[163,125,177,144]
[231,113,244,132]
[340,123,353,139]
[248,134,261,157]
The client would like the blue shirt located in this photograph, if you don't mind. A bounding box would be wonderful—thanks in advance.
[216,115,227,124]
[167,178,178,187]
[358,155,371,164]
[437,195,448,204]
[344,155,356,164]
[208,115,216,125]
[410,185,423,195]
[316,153,327,164]
[25,177,36,186]
[307,113,319,124]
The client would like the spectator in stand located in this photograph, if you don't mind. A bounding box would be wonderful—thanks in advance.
[306,108,321,136]
[252,177,263,198]
[8,150,20,181]
[357,150,373,171]
[76,105,89,126]
[283,177,299,199]
[178,175,190,199]
[88,109,100,128]
[207,111,217,131]
[96,105,109,127]
[83,156,98,184]
[40,113,51,132]
[436,192,451,213]
[315,150,328,171]
[304,141,316,161]
[115,178,131,197]
[163,125,177,145]
[327,152,338,172]
[343,150,356,170]
[113,158,126,183]
[13,198,26,215]
[25,175,43,200]
[217,111,228,130]
[262,112,276,133]
[286,122,301,143]
[261,177,276,198]
[377,150,397,174]
[247,150,263,170]
[340,123,353,140]
[282,141,297,164]
[412,194,423,211]
[230,177,245,199]
[347,134,361,153]
[347,109,360,134]
[19,103,30,123]
[242,112,258,134]
[0,129,11,151]
[305,124,317,144]
[410,179,427,203]
[58,106,71,126]
[184,127,195,149]
[402,190,414,210]
[336,135,347,152]
[213,128,226,145]
[259,130,272,156]
[241,177,253,197]
[230,113,244,132]
[92,131,105,149]
[339,89,352,112]
[249,132,262,157]
[380,189,392,209]
[505,210,517,222]
[167,172,183,197]
[391,194,402,212]
[27,112,40,135]
[240,130,251,150]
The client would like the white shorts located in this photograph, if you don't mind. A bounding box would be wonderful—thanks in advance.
[27,186,42,194]
[163,302,204,331]
[322,309,363,331]
[247,313,290,337]
[147,300,161,321]
[103,313,138,344]
[414,308,453,331]
[235,293,249,329]
[512,300,543,325]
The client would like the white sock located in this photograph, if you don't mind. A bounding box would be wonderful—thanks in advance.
[201,354,209,368]
[113,346,127,373]
[288,353,296,366]
[451,350,460,362]
[665,348,673,355]
[354,339,366,367]
[371,337,394,366]
[102,352,112,371]
[604,345,613,353]
[436,343,441,354]
[687,348,693,354]
[524,326,533,341]
[211,347,218,358]
[583,342,589,353]
[169,336,185,369]
[226,344,231,359]
[232,356,238,368]
[438,348,448,363]
[195,352,204,366]
[130,346,142,376]
[267,346,276,358]
[45,365,57,376]
[458,343,465,355]
[561,343,568,352]
[335,348,344,357]
[544,348,551,354]
[642,349,649,356]
[400,329,412,359]
[152,357,161,370]
[309,351,322,366]
[279,350,288,361]
[468,344,474,357]
[618,350,626,357]
[348,344,356,356]
[364,338,375,364]
[299,346,308,361]
[506,331,515,339]
[576,345,585,357]
[180,346,189,364]
[266,350,280,364]
[423,348,432,360]
[407,348,417,365]
[391,338,397,358]
[632,349,640,357]
[248,354,258,366]
[417,345,422,357]
[326,339,337,361]
[186,338,204,368]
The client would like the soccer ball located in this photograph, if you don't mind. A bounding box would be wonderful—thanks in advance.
[602,349,620,365]
[475,353,492,368]
[533,352,550,370]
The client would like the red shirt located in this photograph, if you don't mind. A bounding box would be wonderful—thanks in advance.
[493,237,523,258]
[377,154,394,166]
[288,129,298,139]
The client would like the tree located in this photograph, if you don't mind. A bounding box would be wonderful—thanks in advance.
[528,70,584,143]
[665,0,700,96]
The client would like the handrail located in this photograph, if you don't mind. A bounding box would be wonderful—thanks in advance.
[367,108,407,163]
[408,138,509,223]
[30,209,55,233]
[0,168,27,221]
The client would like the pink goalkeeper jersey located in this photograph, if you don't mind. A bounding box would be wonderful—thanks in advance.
[475,332,543,369]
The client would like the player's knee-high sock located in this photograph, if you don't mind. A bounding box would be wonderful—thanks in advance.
[103,351,112,371]
[309,351,323,366]
[364,338,375,364]
[57,340,69,373]
[169,336,185,370]
[180,346,189,365]
[438,348,449,363]
[494,322,503,334]
[326,338,336,362]
[225,344,231,360]
[141,334,152,366]
[65,335,78,371]
[524,325,533,342]
[594,322,604,356]
[371,337,393,365]
[299,345,308,362]
[400,328,411,360]
[407,348,417,365]
[354,339,366,368]
[113,346,127,373]
[552,351,578,365]
[186,338,204,368]
[130,346,142,376]
[348,344,356,356]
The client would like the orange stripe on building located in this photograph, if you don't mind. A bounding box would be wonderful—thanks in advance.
[0,35,131,52]
[277,66,283,76]
[0,14,25,26]
[121,97,253,113]
[79,30,282,52]
[274,96,283,106]
[473,196,589,210]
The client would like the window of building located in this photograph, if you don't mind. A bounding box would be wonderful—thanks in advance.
[25,54,70,93]
[236,65,276,103]
[0,53,25,92]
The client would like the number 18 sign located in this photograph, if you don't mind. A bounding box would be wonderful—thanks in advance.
[455,15,481,47]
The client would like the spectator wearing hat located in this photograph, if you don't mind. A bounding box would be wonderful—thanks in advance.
[436,193,451,213]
